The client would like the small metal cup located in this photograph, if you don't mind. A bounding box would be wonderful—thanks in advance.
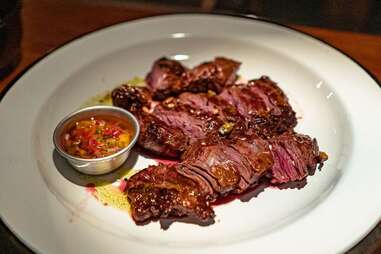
[53,105,140,175]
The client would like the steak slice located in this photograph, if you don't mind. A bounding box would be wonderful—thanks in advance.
[145,57,187,100]
[111,85,151,113]
[182,136,274,195]
[152,99,222,142]
[126,164,215,225]
[230,136,274,180]
[268,132,324,184]
[178,92,243,124]
[137,113,189,158]
[145,57,240,100]
[218,76,297,137]
[183,57,241,93]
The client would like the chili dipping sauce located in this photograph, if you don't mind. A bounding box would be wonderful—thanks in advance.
[61,116,133,159]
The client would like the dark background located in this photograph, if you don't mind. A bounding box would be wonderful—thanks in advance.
[118,0,381,34]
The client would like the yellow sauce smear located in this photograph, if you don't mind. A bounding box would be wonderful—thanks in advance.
[82,91,113,107]
[80,77,145,211]
[81,77,146,108]
[94,185,130,211]
[83,168,137,213]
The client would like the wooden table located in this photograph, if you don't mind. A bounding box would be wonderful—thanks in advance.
[0,0,380,253]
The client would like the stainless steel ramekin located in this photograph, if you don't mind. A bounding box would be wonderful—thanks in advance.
[53,105,140,175]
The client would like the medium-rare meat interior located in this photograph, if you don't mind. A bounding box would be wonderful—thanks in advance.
[112,57,328,227]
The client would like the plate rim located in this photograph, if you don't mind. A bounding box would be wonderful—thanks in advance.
[0,12,380,254]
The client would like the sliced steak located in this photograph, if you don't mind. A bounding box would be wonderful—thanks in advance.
[125,132,327,226]
[111,81,297,157]
[126,164,215,225]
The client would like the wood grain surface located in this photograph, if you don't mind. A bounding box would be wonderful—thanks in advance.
[0,0,380,253]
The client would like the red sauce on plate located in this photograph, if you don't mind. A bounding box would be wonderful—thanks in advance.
[61,116,133,159]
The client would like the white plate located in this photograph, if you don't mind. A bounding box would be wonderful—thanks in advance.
[0,14,380,254]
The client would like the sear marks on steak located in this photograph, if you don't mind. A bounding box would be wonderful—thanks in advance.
[126,164,215,225]
[125,132,327,226]
[145,57,240,100]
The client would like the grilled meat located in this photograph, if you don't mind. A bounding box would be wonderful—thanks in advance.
[268,132,322,184]
[125,133,326,225]
[136,113,189,158]
[145,57,240,100]
[112,70,296,157]
[182,57,241,94]
[126,164,215,224]
[146,57,187,100]
[112,57,327,227]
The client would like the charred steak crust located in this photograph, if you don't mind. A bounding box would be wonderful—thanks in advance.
[111,85,151,113]
[126,164,215,224]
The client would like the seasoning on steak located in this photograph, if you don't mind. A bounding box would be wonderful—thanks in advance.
[111,85,151,113]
